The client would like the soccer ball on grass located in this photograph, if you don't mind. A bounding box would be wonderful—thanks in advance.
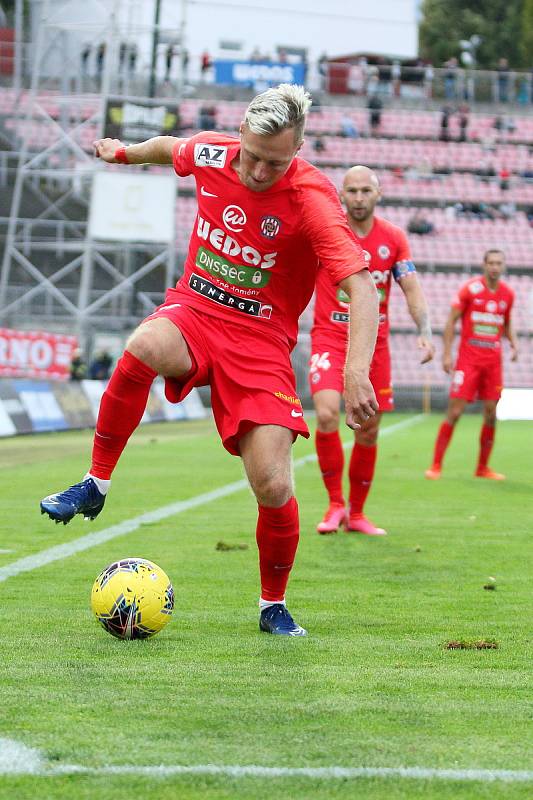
[91,557,174,639]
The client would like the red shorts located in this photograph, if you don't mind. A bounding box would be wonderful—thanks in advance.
[309,337,394,412]
[449,354,503,402]
[144,301,309,456]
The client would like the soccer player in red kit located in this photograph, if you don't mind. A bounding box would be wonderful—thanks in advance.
[426,249,518,480]
[310,166,434,535]
[40,85,379,636]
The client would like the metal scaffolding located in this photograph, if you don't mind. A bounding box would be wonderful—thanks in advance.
[0,0,177,351]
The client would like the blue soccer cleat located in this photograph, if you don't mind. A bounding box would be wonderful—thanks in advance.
[259,604,307,636]
[40,478,106,525]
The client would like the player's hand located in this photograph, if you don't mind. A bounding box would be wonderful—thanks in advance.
[344,371,378,430]
[442,354,453,374]
[510,344,518,362]
[93,138,124,162]
[418,335,435,364]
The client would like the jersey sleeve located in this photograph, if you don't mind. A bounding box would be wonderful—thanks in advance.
[298,178,367,284]
[505,287,515,321]
[452,282,471,312]
[172,137,195,177]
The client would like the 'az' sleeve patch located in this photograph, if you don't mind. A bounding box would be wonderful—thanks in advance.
[194,144,227,168]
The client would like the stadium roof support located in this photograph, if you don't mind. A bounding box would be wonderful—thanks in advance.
[0,0,177,349]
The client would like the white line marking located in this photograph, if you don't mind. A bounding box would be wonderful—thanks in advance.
[0,415,423,584]
[1,737,532,782]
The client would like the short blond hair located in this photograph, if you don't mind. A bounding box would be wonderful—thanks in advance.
[244,84,312,144]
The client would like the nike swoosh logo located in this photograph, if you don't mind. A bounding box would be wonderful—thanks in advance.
[291,409,303,418]
[200,186,218,197]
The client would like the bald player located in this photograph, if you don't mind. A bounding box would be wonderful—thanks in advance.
[309,165,434,535]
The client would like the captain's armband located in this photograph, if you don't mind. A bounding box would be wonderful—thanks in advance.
[392,260,416,281]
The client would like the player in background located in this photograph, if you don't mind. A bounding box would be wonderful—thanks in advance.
[40,85,379,636]
[425,249,517,480]
[310,166,434,536]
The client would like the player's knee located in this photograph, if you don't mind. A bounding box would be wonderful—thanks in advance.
[250,469,293,507]
[125,329,161,370]
[484,409,497,426]
[315,405,340,432]
[357,427,378,447]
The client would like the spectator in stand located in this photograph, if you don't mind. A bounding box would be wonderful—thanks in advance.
[391,60,401,97]
[424,62,434,98]
[347,61,365,95]
[476,161,496,182]
[119,42,127,75]
[181,48,190,84]
[367,94,382,134]
[458,103,469,142]
[198,105,217,130]
[250,47,262,62]
[455,202,496,220]
[89,350,113,381]
[499,200,516,220]
[443,57,458,100]
[499,166,511,192]
[200,50,211,81]
[318,52,328,91]
[496,58,510,103]
[128,43,138,77]
[526,205,533,225]
[439,105,452,142]
[340,114,358,139]
[81,43,91,78]
[96,42,106,87]
[312,135,326,153]
[366,65,379,97]
[407,211,434,235]
[165,42,176,81]
[70,349,87,381]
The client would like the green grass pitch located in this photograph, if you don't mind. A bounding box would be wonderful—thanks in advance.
[0,413,531,800]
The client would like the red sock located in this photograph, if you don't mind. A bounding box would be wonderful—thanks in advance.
[432,421,454,467]
[90,351,157,479]
[315,430,345,505]
[256,497,299,602]
[348,443,377,515]
[477,423,495,470]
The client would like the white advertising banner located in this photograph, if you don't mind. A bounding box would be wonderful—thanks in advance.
[88,172,176,243]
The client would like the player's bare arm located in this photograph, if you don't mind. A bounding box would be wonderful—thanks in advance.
[340,270,379,430]
[504,318,519,361]
[442,307,461,373]
[93,135,187,165]
[399,274,435,364]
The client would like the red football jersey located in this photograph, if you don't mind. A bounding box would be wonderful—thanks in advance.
[453,276,514,361]
[169,132,367,349]
[311,216,412,346]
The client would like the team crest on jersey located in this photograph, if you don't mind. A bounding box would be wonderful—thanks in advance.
[469,281,484,295]
[378,245,390,259]
[194,143,227,168]
[260,215,281,238]
[486,300,497,313]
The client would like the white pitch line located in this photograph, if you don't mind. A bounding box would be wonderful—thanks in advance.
[0,739,531,783]
[0,414,423,585]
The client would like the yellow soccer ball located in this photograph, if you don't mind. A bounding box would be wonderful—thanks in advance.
[90,558,174,639]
